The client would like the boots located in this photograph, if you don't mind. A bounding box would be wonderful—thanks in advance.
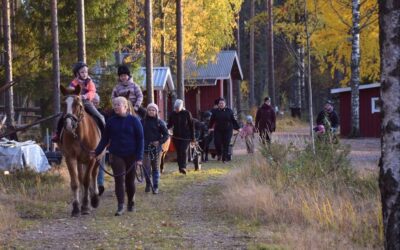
[127,201,135,212]
[115,203,124,216]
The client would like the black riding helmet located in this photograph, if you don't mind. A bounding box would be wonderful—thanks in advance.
[73,62,88,77]
[117,65,131,77]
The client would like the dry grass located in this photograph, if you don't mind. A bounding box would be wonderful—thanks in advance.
[0,194,18,235]
[221,139,383,249]
[276,116,307,132]
[0,164,70,229]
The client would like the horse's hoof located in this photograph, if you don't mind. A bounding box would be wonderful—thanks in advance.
[71,201,80,217]
[71,209,80,217]
[81,207,90,215]
[91,195,100,208]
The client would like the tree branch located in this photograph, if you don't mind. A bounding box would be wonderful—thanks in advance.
[328,0,352,29]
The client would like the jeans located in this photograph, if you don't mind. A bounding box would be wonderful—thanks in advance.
[83,100,105,128]
[143,151,161,189]
[97,155,106,186]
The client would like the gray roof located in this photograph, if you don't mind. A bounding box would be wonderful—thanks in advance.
[330,82,380,94]
[184,51,243,86]
[139,67,175,91]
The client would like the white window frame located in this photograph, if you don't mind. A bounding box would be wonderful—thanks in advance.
[371,97,380,114]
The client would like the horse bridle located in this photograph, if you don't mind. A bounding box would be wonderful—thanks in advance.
[63,96,84,138]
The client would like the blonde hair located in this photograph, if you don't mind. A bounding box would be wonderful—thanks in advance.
[113,96,128,108]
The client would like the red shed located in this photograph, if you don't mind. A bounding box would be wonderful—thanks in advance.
[330,83,381,137]
[140,67,175,120]
[184,51,243,118]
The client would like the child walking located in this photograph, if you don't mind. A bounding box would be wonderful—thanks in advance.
[240,115,256,154]
[141,103,169,194]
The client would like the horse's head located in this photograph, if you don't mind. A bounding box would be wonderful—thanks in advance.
[61,85,84,135]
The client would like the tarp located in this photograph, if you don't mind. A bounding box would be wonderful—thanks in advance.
[0,139,50,172]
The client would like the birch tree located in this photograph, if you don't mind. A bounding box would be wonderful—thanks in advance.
[378,0,400,248]
[349,0,360,137]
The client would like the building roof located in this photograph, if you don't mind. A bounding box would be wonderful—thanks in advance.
[139,67,175,91]
[330,83,380,94]
[184,50,243,86]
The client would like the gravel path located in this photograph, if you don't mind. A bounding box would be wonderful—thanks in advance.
[175,177,251,249]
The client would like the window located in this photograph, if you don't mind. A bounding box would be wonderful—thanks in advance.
[371,97,380,113]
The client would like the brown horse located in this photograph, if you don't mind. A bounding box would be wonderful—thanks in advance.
[59,85,101,216]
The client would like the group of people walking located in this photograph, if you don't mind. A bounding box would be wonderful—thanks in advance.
[57,62,283,216]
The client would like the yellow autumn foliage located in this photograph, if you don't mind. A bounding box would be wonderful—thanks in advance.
[152,0,243,65]
[275,0,379,85]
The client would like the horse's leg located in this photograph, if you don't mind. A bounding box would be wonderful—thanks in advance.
[66,157,80,217]
[160,152,166,174]
[81,163,91,215]
[90,159,100,208]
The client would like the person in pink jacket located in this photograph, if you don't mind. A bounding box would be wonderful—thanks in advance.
[240,115,256,154]
[52,62,105,142]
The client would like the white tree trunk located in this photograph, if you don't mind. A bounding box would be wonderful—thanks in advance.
[350,0,360,137]
[379,1,400,248]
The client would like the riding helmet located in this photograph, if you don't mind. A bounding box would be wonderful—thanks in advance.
[72,61,88,77]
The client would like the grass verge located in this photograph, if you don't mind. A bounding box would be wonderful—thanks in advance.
[220,139,382,249]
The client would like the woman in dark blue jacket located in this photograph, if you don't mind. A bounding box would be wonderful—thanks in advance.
[209,97,241,163]
[92,96,144,216]
[141,103,169,194]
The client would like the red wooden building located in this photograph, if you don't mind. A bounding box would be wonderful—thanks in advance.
[140,67,175,120]
[184,50,243,118]
[330,83,381,137]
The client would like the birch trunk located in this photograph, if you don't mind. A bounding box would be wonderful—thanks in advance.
[379,1,400,248]
[350,0,360,137]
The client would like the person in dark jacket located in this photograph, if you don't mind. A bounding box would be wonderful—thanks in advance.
[92,96,144,216]
[141,103,169,194]
[167,99,195,174]
[255,97,276,144]
[208,97,241,163]
[316,101,339,133]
